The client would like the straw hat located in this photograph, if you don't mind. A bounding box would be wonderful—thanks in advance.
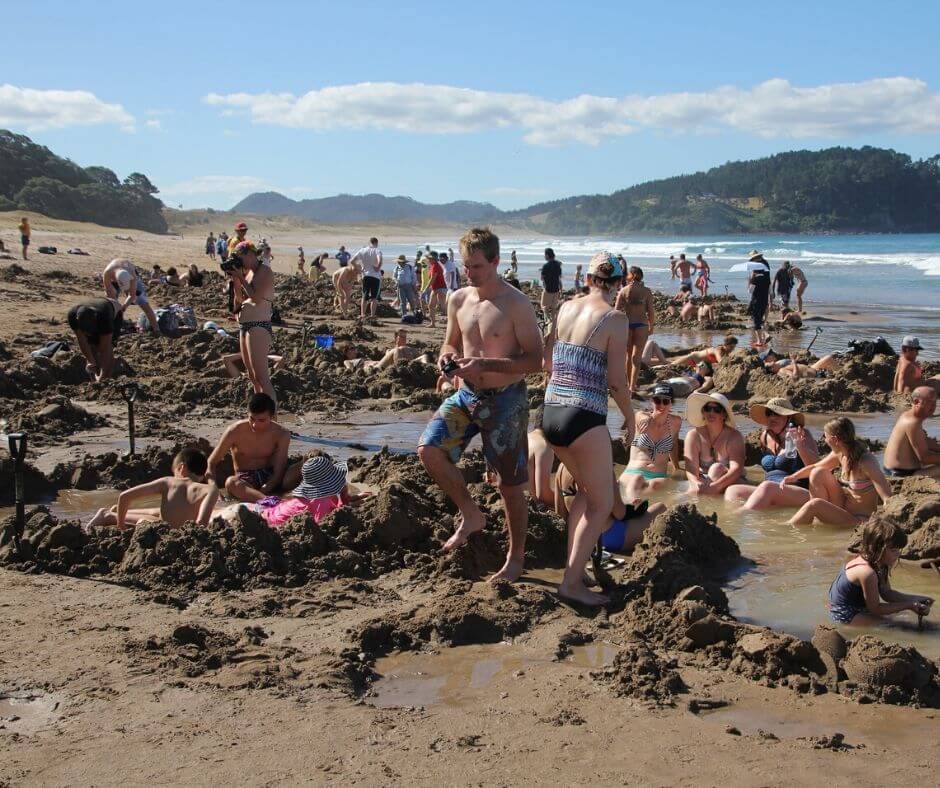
[749,397,805,427]
[748,250,766,262]
[292,455,348,500]
[686,391,736,428]
[396,254,407,263]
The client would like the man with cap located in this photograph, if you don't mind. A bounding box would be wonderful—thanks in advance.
[893,336,940,394]
[393,254,421,317]
[883,387,940,479]
[746,251,771,346]
[101,258,160,334]
[773,261,794,309]
[228,221,249,257]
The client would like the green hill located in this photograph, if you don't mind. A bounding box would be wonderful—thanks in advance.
[512,147,940,234]
[0,130,167,234]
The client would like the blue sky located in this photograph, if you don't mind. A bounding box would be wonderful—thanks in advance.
[3,0,940,210]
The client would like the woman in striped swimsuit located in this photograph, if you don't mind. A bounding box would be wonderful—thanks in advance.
[620,383,681,499]
[543,252,635,606]
[783,417,892,526]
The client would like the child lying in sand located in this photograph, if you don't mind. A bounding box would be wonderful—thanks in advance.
[828,519,933,625]
[87,449,219,530]
[221,454,371,528]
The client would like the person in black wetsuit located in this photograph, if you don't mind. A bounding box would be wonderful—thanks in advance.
[67,296,130,381]
[773,260,794,309]
[746,250,771,346]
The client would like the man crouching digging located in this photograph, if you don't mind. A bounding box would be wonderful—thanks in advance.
[417,227,544,582]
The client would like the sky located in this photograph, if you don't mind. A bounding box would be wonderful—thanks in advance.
[3,0,940,211]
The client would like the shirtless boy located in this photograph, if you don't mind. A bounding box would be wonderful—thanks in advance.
[332,262,358,316]
[883,387,940,479]
[418,227,544,582]
[87,448,219,529]
[208,393,292,501]
[672,253,693,289]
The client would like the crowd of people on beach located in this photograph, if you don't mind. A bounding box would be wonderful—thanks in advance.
[49,216,937,621]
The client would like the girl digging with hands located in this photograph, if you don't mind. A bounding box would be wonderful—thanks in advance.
[828,519,933,625]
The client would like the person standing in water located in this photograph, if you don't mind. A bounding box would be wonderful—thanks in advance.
[746,251,771,346]
[614,265,655,392]
[791,263,808,313]
[418,227,543,584]
[694,254,711,296]
[540,248,563,329]
[542,252,635,605]
[773,260,794,309]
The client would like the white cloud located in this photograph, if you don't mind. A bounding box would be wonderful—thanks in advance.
[204,77,940,146]
[0,84,135,132]
[144,119,162,131]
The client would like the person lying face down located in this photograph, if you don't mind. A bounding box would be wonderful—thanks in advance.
[87,448,220,530]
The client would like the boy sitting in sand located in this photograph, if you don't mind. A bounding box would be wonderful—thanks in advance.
[87,448,219,530]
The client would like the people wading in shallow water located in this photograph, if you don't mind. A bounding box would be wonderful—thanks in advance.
[683,392,746,496]
[620,383,681,499]
[542,252,635,606]
[229,241,277,409]
[418,228,543,584]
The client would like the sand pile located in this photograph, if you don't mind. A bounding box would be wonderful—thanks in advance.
[125,622,303,690]
[356,580,558,660]
[848,476,940,560]
[842,634,940,705]
[49,439,217,490]
[652,292,747,331]
[592,641,687,705]
[703,350,894,412]
[3,397,108,445]
[273,274,399,318]
[0,459,58,504]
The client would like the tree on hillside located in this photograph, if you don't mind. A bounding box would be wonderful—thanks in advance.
[123,172,159,194]
[85,166,121,188]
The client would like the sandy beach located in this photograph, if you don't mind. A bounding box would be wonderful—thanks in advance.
[1,213,940,785]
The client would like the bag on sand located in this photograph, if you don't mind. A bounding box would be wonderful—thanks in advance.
[847,336,895,359]
[138,308,179,335]
[38,246,58,254]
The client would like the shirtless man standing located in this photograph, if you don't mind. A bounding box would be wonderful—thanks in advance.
[417,227,544,582]
[672,253,693,290]
[87,448,219,529]
[208,393,292,502]
[102,258,160,334]
[332,261,358,316]
[883,387,940,479]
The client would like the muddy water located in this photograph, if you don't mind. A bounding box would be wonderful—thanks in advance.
[369,642,615,710]
[0,488,156,525]
[0,692,64,734]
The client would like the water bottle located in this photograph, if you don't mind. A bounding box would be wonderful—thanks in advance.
[784,426,798,459]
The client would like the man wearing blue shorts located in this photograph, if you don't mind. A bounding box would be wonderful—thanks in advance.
[418,227,543,583]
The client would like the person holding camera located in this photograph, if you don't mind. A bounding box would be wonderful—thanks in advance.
[227,240,277,410]
[418,228,543,584]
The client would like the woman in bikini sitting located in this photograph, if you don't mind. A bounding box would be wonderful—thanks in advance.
[620,383,681,499]
[683,392,746,496]
[230,241,277,409]
[542,252,635,605]
[724,398,819,509]
[614,265,655,392]
[783,417,891,526]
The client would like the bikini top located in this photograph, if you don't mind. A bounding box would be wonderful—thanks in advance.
[840,476,875,494]
[545,310,618,416]
[632,422,674,458]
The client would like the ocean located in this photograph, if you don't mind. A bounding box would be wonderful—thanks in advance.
[378,233,940,360]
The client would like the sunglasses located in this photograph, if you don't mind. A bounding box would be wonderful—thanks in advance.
[902,346,920,352]
[702,404,725,414]
[652,397,673,406]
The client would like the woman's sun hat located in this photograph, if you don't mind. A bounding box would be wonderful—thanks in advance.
[686,391,736,428]
[292,455,348,500]
[749,397,805,427]
[588,251,624,280]
[748,250,767,262]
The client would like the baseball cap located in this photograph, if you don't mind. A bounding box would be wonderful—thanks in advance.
[587,251,624,280]
[235,221,248,231]
[652,383,674,400]
[901,335,922,350]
